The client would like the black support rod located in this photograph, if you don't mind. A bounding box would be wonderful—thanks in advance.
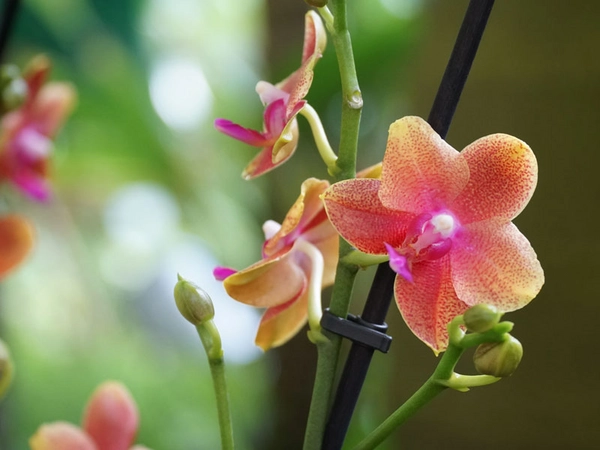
[321,1,496,448]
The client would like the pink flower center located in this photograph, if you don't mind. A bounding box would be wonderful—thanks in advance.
[404,211,459,261]
[386,211,460,282]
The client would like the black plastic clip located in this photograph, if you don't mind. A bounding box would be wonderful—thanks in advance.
[320,308,392,353]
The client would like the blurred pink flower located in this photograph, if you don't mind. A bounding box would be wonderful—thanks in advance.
[29,381,149,450]
[0,55,76,201]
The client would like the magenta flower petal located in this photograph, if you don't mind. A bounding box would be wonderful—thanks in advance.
[213,266,238,281]
[214,119,267,147]
[384,243,413,283]
[13,171,51,202]
[264,99,287,136]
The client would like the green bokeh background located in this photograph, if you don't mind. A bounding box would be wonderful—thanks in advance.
[0,0,598,449]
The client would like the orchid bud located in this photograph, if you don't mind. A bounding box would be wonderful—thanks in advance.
[0,338,14,399]
[473,335,523,378]
[463,304,502,333]
[0,64,28,114]
[174,274,215,326]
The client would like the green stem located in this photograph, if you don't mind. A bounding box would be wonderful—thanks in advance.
[353,344,463,450]
[304,1,363,447]
[320,0,362,180]
[304,241,359,450]
[196,322,234,450]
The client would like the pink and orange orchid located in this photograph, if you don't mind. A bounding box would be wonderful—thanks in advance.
[323,116,544,353]
[214,10,326,179]
[29,381,149,450]
[0,214,34,279]
[0,55,76,201]
[215,178,338,350]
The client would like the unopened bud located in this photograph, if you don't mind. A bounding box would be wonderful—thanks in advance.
[0,65,28,113]
[0,338,14,399]
[173,274,215,325]
[305,0,328,7]
[463,304,502,333]
[473,335,523,378]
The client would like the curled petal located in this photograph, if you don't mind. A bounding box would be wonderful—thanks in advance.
[82,382,139,450]
[255,285,308,350]
[256,81,289,106]
[312,232,339,287]
[379,117,469,214]
[29,422,97,450]
[301,10,327,66]
[0,214,34,278]
[264,98,287,137]
[264,178,330,256]
[214,119,267,147]
[323,178,414,254]
[222,252,306,308]
[242,118,299,179]
[277,11,326,116]
[451,220,544,311]
[395,257,468,353]
[450,134,538,224]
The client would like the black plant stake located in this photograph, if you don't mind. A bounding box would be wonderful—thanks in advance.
[321,1,496,448]
[0,0,20,62]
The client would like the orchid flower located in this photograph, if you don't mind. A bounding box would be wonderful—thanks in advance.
[0,214,33,279]
[29,381,149,450]
[214,178,338,350]
[323,116,544,353]
[215,10,327,179]
[0,55,76,201]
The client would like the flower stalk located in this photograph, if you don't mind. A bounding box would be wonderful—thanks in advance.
[353,312,511,450]
[304,1,363,448]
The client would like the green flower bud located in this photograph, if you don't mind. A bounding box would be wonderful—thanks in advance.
[305,0,328,7]
[473,335,523,378]
[173,274,215,326]
[0,339,14,399]
[0,65,28,114]
[463,304,503,333]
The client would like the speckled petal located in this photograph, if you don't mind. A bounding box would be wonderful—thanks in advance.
[264,178,330,256]
[450,134,538,224]
[82,382,139,450]
[301,11,327,66]
[29,422,97,450]
[323,178,414,254]
[451,220,544,311]
[0,214,34,278]
[276,12,325,116]
[255,285,308,350]
[395,257,468,353]
[223,252,306,308]
[379,117,469,214]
